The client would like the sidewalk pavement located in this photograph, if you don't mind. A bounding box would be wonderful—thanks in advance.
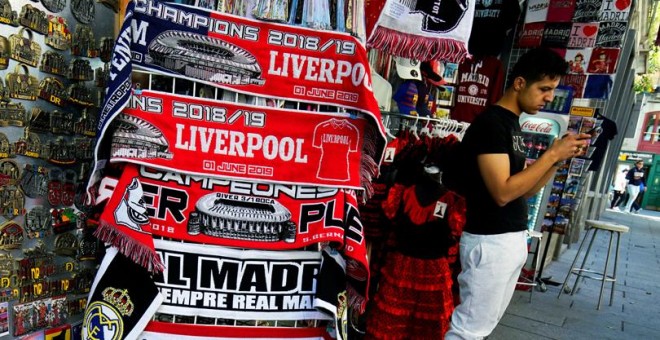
[490,209,660,340]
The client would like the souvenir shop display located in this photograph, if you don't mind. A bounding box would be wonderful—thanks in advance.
[0,0,115,337]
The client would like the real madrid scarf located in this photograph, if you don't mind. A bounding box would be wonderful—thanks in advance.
[82,247,163,340]
[89,0,386,198]
[367,0,475,62]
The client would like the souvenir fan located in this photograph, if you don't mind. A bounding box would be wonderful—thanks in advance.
[367,0,475,62]
[301,0,332,30]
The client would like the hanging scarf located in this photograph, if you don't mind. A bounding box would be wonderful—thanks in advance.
[89,0,386,199]
[366,0,475,62]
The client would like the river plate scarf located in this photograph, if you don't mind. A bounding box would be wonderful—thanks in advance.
[90,0,385,199]
[367,0,475,62]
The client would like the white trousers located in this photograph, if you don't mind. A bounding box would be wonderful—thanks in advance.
[445,230,528,340]
[623,184,640,212]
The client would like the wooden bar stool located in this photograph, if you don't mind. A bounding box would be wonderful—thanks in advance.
[557,220,629,310]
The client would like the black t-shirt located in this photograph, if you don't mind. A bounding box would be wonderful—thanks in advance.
[468,0,521,57]
[587,116,617,171]
[459,105,528,234]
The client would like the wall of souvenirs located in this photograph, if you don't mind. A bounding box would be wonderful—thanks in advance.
[0,0,117,337]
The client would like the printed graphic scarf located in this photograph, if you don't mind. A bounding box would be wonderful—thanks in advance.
[90,0,386,197]
[95,163,370,295]
[367,0,475,62]
[112,90,368,190]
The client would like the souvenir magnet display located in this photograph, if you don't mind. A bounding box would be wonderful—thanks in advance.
[46,137,76,165]
[9,28,41,67]
[0,221,24,250]
[41,0,66,13]
[19,5,48,34]
[0,35,9,69]
[95,62,109,88]
[50,110,74,134]
[99,37,113,62]
[0,186,25,218]
[46,15,71,51]
[6,64,40,100]
[28,107,51,133]
[51,207,78,233]
[15,128,42,158]
[39,77,67,107]
[40,50,67,76]
[72,24,98,57]
[68,59,93,81]
[0,158,21,185]
[0,0,19,26]
[25,206,51,238]
[71,0,95,24]
[0,101,28,126]
[67,82,93,106]
[19,163,48,198]
[0,133,13,158]
[73,108,96,136]
[54,232,79,257]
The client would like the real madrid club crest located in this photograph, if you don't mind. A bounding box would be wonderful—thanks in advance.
[83,287,134,340]
[46,15,72,51]
[71,0,95,24]
[9,28,41,67]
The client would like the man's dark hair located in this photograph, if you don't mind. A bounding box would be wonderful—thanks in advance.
[508,48,568,87]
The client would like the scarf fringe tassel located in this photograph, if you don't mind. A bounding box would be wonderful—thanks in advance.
[367,27,470,63]
[94,222,165,273]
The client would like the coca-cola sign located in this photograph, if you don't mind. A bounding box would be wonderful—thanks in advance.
[520,117,560,135]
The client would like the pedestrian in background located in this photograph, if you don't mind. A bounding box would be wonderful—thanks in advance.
[610,168,628,209]
[623,160,645,213]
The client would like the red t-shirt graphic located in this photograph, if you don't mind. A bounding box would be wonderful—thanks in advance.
[312,118,360,181]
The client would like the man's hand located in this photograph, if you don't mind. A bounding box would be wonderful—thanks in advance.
[548,133,591,162]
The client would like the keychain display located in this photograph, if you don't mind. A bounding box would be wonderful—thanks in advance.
[25,206,51,238]
[19,4,48,34]
[50,110,74,134]
[73,108,96,137]
[0,35,9,69]
[46,15,71,51]
[0,0,19,26]
[6,64,40,100]
[45,136,76,164]
[99,37,113,62]
[9,28,41,67]
[38,77,67,107]
[28,107,51,133]
[41,0,66,13]
[54,232,79,257]
[0,133,13,158]
[0,101,28,126]
[19,163,48,198]
[94,62,109,88]
[0,221,24,250]
[72,24,98,57]
[40,50,67,76]
[15,128,42,158]
[71,0,94,24]
[67,82,93,106]
[68,59,93,81]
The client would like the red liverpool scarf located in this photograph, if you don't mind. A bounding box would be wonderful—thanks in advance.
[112,90,368,190]
[91,0,386,198]
[367,0,475,62]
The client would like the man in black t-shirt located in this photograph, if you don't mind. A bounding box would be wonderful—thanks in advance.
[445,48,591,340]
